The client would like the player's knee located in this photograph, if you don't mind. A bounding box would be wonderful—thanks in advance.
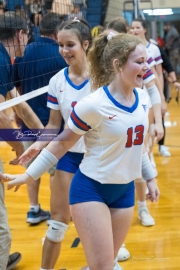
[46,220,68,243]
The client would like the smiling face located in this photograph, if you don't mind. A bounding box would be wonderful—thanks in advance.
[120,43,148,88]
[131,21,146,39]
[58,29,89,66]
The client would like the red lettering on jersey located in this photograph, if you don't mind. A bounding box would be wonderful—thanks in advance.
[134,125,144,145]
[126,125,144,148]
[126,127,133,147]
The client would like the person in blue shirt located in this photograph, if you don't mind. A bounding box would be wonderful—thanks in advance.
[13,12,67,225]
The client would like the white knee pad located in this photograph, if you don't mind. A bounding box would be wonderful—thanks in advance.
[46,220,68,243]
[135,178,146,183]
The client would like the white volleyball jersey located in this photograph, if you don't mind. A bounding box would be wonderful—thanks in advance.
[47,67,91,153]
[143,68,155,85]
[146,42,163,65]
[68,86,150,184]
[142,49,156,84]
[146,49,156,68]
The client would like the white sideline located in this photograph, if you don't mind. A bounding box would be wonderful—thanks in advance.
[0,86,48,111]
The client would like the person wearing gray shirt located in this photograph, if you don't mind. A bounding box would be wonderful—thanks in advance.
[164,22,180,73]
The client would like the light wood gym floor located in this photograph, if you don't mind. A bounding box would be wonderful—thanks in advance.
[1,87,180,270]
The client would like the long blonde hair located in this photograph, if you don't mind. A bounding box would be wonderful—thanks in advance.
[88,33,142,89]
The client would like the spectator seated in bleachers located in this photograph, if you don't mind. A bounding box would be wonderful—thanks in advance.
[68,5,83,20]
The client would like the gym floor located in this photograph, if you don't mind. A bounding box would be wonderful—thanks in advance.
[2,86,180,270]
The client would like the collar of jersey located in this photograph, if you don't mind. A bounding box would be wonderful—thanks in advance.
[146,42,151,48]
[64,67,89,90]
[103,86,139,113]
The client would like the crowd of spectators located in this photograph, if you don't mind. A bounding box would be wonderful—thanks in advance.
[0,0,88,43]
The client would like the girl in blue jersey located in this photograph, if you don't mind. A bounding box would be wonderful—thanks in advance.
[2,33,160,270]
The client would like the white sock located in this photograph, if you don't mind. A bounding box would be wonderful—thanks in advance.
[30,204,40,213]
[138,201,146,208]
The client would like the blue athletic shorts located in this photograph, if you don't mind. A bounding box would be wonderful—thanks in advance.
[69,169,135,208]
[56,151,84,173]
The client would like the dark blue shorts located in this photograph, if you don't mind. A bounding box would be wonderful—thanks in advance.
[69,169,135,208]
[56,152,84,173]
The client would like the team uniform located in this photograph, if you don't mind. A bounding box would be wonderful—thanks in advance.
[143,47,161,107]
[146,42,163,65]
[47,67,91,173]
[143,50,156,85]
[68,86,150,207]
[143,68,155,85]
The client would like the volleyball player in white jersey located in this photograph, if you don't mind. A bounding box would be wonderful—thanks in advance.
[105,18,163,262]
[130,19,167,227]
[131,19,166,162]
[2,33,160,270]
[131,19,165,104]
[41,19,92,270]
[8,19,92,270]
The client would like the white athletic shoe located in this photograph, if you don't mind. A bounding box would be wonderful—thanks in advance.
[159,145,171,157]
[113,262,123,270]
[138,206,155,226]
[117,243,130,261]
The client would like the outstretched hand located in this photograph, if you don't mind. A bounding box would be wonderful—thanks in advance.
[10,144,24,165]
[0,173,34,192]
[18,144,41,165]
[146,178,160,202]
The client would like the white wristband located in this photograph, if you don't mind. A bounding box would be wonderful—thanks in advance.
[146,85,161,105]
[142,152,156,181]
[26,148,58,180]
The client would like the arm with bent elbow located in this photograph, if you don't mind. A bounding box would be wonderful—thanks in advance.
[145,79,164,141]
[2,127,81,191]
[151,66,167,117]
[8,88,44,129]
[18,109,63,166]
[0,94,24,164]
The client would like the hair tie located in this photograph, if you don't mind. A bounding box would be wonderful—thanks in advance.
[107,32,117,41]
[73,17,80,22]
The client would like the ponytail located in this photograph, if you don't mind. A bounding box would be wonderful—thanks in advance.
[88,33,110,89]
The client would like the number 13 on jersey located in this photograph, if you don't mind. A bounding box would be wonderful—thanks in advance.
[125,125,144,147]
